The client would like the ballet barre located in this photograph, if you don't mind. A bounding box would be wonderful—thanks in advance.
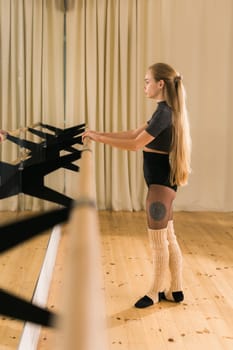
[58,137,108,350]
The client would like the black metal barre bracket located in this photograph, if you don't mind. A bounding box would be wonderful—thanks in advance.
[0,288,59,328]
[1,122,86,205]
[0,205,72,254]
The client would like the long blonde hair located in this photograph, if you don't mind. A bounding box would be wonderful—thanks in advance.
[149,63,192,186]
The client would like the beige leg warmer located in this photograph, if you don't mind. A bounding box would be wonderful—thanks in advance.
[147,228,169,303]
[166,220,183,300]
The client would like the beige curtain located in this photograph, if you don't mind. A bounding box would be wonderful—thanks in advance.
[1,0,233,211]
[0,0,65,210]
[159,0,233,211]
[66,0,233,211]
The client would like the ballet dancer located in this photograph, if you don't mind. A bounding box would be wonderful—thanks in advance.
[83,62,191,308]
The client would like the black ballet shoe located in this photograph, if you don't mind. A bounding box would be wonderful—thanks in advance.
[158,292,166,301]
[172,291,184,302]
[134,295,154,308]
[159,291,184,303]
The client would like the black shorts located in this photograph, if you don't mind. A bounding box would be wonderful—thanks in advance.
[143,151,177,191]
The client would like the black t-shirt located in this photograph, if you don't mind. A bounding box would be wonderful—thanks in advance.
[145,101,172,152]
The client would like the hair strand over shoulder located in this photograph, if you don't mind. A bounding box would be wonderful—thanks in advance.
[149,63,192,186]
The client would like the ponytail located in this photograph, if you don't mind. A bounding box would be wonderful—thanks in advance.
[149,63,192,186]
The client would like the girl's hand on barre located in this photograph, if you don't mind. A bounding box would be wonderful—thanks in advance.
[82,130,100,143]
[0,130,8,142]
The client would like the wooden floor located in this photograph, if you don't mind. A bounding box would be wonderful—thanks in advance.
[0,211,51,350]
[1,211,233,349]
[37,210,233,350]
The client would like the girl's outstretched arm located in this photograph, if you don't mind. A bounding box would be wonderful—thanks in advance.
[82,123,154,151]
[94,124,147,139]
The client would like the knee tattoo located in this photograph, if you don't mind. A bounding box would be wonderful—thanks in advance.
[149,201,167,222]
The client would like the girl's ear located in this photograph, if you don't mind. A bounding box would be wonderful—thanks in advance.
[159,80,165,89]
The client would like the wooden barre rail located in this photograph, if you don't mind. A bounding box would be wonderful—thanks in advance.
[57,138,108,350]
